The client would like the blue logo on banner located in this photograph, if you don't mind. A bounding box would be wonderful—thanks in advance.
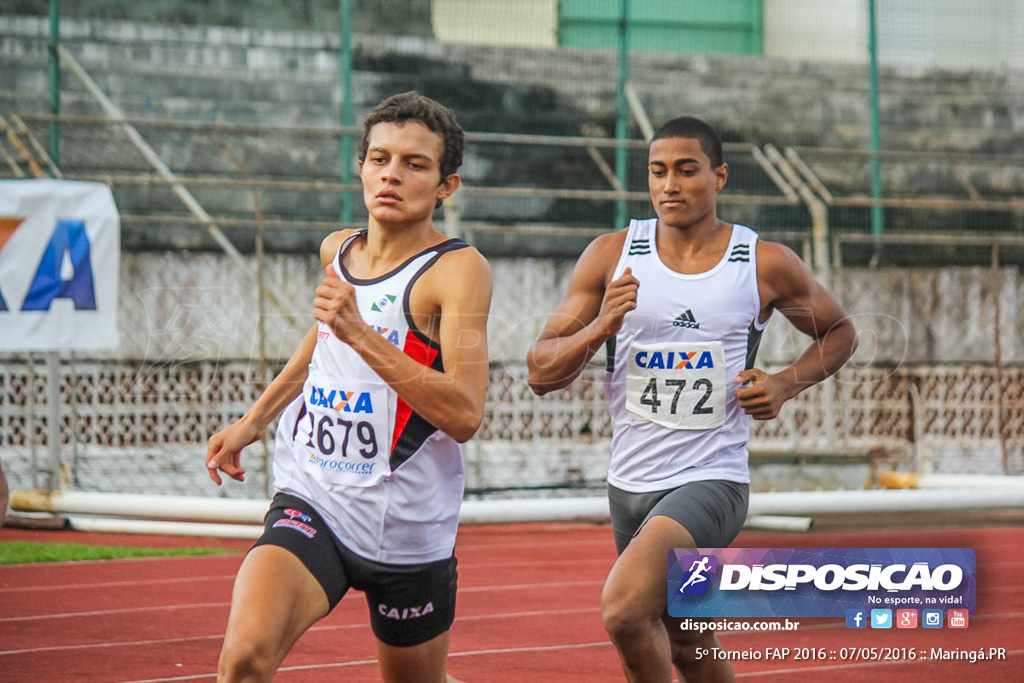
[21,219,97,311]
[667,548,976,619]
[845,609,867,628]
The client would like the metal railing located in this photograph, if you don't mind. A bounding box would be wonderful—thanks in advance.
[6,113,1021,271]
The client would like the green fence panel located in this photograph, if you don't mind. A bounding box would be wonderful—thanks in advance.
[558,0,763,54]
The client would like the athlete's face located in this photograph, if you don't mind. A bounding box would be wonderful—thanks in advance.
[647,136,728,230]
[359,121,459,227]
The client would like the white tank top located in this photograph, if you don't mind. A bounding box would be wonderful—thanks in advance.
[273,231,467,564]
[603,219,768,492]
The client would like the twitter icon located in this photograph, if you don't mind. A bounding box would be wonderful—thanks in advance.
[870,609,893,629]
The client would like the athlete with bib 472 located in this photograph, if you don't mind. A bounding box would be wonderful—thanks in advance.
[205,92,491,683]
[526,116,857,683]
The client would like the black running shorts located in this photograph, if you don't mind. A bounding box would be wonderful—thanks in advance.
[253,493,458,647]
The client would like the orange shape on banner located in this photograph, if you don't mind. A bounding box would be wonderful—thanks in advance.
[0,217,26,253]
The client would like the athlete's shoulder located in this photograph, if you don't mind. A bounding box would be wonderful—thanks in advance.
[435,240,489,271]
[426,243,492,302]
[754,237,817,304]
[319,229,361,270]
[729,222,759,241]
[754,237,806,274]
[583,227,631,265]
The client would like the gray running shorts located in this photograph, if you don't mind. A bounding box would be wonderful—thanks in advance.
[607,479,749,554]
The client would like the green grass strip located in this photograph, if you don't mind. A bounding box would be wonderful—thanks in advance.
[0,541,237,565]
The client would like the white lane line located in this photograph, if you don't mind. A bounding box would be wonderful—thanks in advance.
[460,580,604,593]
[0,602,231,623]
[0,575,236,594]
[0,578,601,623]
[113,641,615,683]
[464,558,613,569]
[456,539,611,552]
[0,607,601,656]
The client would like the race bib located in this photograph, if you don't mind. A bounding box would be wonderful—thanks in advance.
[293,368,391,487]
[624,341,727,430]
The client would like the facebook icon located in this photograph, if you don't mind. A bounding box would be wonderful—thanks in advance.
[846,609,867,629]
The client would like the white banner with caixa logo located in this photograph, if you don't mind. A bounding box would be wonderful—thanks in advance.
[0,180,120,351]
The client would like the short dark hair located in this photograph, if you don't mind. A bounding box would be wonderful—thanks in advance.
[650,116,723,168]
[359,92,465,179]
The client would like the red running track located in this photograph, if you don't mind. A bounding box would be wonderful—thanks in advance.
[1,520,1022,682]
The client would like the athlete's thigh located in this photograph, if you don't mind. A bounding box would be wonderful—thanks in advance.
[644,482,748,653]
[605,514,698,614]
[222,544,330,662]
[222,494,343,663]
[609,516,722,655]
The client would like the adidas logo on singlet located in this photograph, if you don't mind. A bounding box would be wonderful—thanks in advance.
[672,309,700,329]
[728,243,751,262]
[628,238,651,255]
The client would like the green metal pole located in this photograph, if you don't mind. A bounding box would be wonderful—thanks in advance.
[614,0,630,230]
[867,0,884,248]
[46,1,62,493]
[750,0,764,54]
[48,0,61,169]
[339,0,354,224]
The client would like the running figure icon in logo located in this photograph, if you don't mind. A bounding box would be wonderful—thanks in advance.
[677,554,718,595]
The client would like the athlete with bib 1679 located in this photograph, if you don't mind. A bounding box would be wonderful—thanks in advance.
[526,116,857,683]
[204,92,491,683]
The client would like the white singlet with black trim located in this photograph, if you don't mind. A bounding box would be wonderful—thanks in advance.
[603,219,769,493]
[273,230,467,564]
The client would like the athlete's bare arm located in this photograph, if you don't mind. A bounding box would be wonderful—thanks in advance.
[314,241,493,443]
[204,230,355,484]
[734,240,857,420]
[205,324,318,484]
[527,231,637,395]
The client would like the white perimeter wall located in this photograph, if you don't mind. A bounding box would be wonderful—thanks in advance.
[432,0,1024,71]
[765,0,1024,70]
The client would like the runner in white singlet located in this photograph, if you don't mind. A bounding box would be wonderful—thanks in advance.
[274,229,471,564]
[528,116,857,683]
[603,217,765,493]
[205,92,490,683]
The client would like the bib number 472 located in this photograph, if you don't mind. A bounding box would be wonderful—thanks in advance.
[639,378,714,415]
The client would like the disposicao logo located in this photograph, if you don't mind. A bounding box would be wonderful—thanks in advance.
[667,548,976,619]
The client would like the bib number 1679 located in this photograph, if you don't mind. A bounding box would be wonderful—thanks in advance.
[305,414,379,459]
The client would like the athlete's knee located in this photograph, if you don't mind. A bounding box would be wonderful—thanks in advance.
[217,637,278,683]
[601,583,655,644]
